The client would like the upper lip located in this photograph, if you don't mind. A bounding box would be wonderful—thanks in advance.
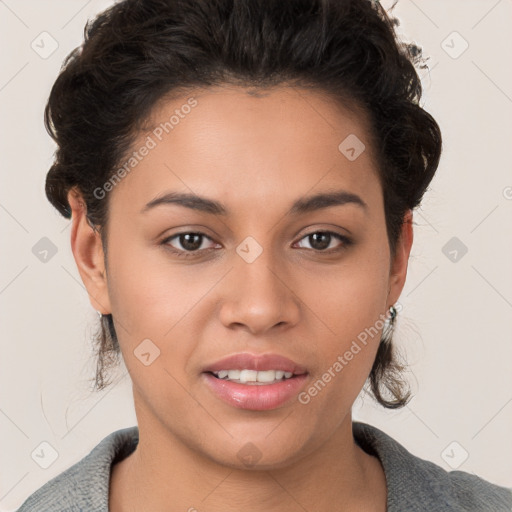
[203,352,308,375]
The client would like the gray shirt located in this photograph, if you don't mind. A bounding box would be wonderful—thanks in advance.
[16,422,512,511]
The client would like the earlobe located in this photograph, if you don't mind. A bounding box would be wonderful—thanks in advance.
[387,210,414,306]
[67,188,111,315]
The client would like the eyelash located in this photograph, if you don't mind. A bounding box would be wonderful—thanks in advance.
[161,230,353,259]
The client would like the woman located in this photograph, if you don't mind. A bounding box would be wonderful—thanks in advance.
[17,0,512,510]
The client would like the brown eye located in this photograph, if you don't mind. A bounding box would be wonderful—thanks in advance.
[175,233,204,251]
[295,231,352,253]
[162,232,217,256]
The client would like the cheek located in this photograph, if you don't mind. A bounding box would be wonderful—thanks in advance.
[302,242,390,344]
[294,243,390,409]
[105,239,203,412]
[105,236,227,387]
[106,236,206,335]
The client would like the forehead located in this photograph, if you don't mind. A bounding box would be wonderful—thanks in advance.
[108,85,382,215]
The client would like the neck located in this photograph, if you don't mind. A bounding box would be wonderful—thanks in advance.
[109,412,387,512]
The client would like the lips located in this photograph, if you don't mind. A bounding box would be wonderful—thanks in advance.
[201,352,309,410]
[202,352,308,375]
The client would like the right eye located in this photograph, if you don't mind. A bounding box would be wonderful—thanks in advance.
[161,232,220,258]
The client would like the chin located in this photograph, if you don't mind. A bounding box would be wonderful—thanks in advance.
[195,425,318,471]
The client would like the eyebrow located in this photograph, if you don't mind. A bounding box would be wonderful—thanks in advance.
[141,189,367,216]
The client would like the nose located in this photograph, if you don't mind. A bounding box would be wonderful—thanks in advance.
[218,245,301,336]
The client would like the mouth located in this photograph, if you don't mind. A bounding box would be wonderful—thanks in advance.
[201,353,309,410]
[208,369,300,385]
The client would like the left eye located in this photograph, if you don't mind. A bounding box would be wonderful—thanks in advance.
[294,231,349,252]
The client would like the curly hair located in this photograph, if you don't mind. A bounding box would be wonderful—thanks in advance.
[44,0,442,407]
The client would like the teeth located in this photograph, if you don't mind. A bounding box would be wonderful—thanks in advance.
[227,369,240,380]
[255,370,276,383]
[212,369,295,384]
[240,369,258,383]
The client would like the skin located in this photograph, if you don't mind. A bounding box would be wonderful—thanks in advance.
[68,85,413,512]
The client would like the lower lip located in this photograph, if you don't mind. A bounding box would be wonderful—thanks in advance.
[202,373,308,410]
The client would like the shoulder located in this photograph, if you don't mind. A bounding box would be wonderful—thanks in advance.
[16,426,139,512]
[353,421,512,512]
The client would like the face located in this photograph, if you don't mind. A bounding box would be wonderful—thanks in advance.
[70,85,411,469]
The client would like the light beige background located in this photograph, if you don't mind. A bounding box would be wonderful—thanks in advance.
[1,0,511,509]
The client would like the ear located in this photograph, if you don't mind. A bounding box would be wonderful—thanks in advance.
[67,187,111,314]
[387,210,414,307]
